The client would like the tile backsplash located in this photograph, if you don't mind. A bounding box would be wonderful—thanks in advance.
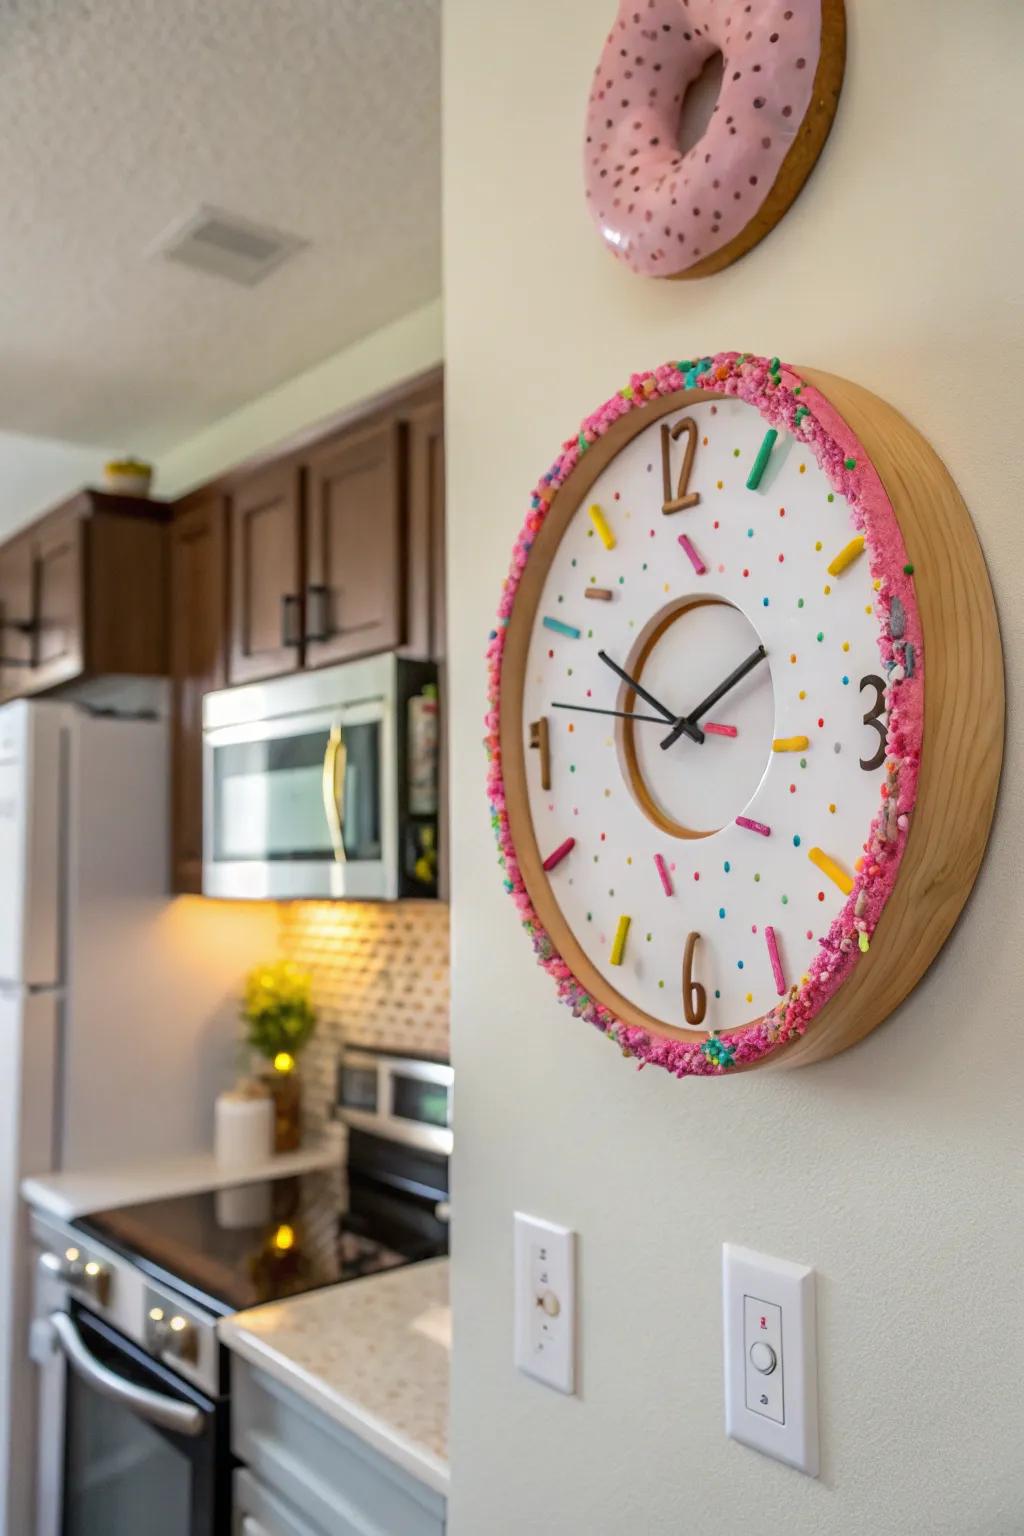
[277,901,450,1134]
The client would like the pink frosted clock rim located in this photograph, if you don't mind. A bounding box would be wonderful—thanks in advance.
[485,352,924,1078]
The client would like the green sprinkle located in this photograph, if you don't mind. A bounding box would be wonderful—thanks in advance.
[858,931,870,953]
[754,873,761,883]
[844,456,857,470]
[827,493,835,503]
[800,758,807,768]
[793,385,803,395]
[817,631,824,642]
[794,406,809,425]
[769,356,780,373]
[903,562,915,574]
[746,428,778,491]
[797,598,805,608]
[678,361,693,372]
[620,386,634,399]
[579,432,588,453]
[781,895,789,905]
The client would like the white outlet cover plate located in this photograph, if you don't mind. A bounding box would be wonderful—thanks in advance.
[723,1242,819,1476]
[514,1212,576,1394]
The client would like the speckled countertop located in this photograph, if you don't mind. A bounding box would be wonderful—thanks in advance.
[219,1257,450,1495]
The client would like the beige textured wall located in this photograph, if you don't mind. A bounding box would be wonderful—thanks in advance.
[444,3,1023,1533]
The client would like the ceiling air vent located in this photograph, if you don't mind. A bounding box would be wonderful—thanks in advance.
[150,205,307,287]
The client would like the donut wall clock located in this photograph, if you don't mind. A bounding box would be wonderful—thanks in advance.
[584,0,846,278]
[485,354,1003,1077]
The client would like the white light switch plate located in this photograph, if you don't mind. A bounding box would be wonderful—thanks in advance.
[514,1213,576,1394]
[723,1243,819,1476]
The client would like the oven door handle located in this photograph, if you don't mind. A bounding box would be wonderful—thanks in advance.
[321,723,347,863]
[48,1311,205,1438]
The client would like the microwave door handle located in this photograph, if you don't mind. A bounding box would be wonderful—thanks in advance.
[322,725,347,863]
[48,1312,205,1438]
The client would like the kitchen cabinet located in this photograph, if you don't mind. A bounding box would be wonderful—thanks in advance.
[232,1360,446,1536]
[0,491,167,705]
[170,491,227,894]
[0,533,34,701]
[304,420,403,668]
[168,373,445,894]
[228,463,304,685]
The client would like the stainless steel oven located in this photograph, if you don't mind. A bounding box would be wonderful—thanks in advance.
[202,654,438,900]
[28,1218,229,1536]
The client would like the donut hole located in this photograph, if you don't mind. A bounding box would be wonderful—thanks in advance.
[675,49,725,158]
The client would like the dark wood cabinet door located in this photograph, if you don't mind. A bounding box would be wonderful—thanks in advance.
[405,397,446,660]
[29,511,83,692]
[0,535,34,702]
[304,421,403,669]
[170,493,227,894]
[228,463,302,684]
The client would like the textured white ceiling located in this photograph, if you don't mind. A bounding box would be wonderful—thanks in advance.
[0,0,440,453]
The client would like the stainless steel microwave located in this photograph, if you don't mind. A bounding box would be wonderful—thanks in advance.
[202,655,439,900]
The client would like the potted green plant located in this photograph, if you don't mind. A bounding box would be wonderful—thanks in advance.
[241,961,318,1152]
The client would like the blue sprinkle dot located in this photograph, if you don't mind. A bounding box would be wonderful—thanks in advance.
[714,989,721,999]
[842,675,850,686]
[718,907,726,919]
[747,528,754,538]
[618,576,625,584]
[570,764,576,773]
[762,597,770,607]
[737,960,745,970]
[723,860,731,873]
[571,558,577,567]
[793,835,801,847]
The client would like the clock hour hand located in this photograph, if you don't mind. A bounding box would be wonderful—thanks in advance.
[597,650,704,744]
[660,644,768,751]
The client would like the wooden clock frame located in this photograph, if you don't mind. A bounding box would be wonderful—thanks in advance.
[496,365,1004,1071]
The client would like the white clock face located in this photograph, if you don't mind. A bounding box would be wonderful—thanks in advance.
[521,394,886,1031]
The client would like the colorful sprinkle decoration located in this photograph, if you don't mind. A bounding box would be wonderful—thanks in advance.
[588,503,616,550]
[653,853,674,897]
[736,815,771,837]
[773,735,810,753]
[609,915,631,967]
[705,722,738,738]
[542,616,580,639]
[677,532,707,575]
[485,351,923,1081]
[827,535,866,576]
[542,837,575,873]
[764,926,787,996]
[746,428,778,490]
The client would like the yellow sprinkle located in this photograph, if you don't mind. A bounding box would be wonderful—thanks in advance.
[799,464,806,474]
[873,578,882,591]
[798,689,806,700]
[588,503,616,550]
[865,605,873,614]
[609,915,631,966]
[745,993,753,1004]
[842,641,850,652]
[828,535,865,576]
[773,735,810,752]
[815,541,823,552]
[808,846,853,894]
[717,479,724,490]
[823,584,832,595]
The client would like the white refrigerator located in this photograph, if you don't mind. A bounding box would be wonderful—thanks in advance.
[0,699,275,1536]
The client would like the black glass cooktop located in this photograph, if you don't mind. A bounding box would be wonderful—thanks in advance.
[75,1167,445,1317]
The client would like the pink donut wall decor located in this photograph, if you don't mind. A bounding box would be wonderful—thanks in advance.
[584,0,846,279]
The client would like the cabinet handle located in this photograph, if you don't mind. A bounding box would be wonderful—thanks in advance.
[281,593,302,648]
[306,584,331,643]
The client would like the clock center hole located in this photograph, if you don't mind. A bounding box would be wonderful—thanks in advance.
[616,597,775,840]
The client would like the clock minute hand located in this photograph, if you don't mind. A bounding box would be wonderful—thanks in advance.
[659,644,768,751]
[597,650,704,744]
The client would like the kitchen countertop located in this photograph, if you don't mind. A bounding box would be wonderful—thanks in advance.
[21,1132,342,1220]
[219,1257,450,1496]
